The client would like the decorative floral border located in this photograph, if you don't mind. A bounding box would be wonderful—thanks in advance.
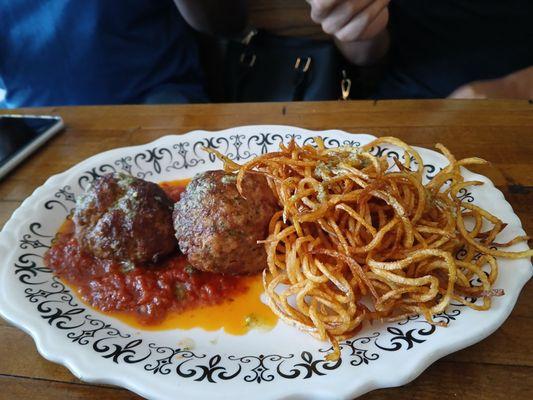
[13,131,469,383]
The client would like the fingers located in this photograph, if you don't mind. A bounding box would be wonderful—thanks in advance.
[308,0,390,43]
[359,6,389,40]
[320,0,374,35]
[308,0,345,22]
[334,0,390,42]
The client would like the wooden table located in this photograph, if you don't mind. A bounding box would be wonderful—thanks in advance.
[1,100,532,400]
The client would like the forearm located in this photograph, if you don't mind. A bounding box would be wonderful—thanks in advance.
[500,66,533,99]
[449,66,533,99]
[173,0,247,35]
[335,29,389,66]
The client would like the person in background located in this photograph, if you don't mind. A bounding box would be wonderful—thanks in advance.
[0,0,246,108]
[307,0,533,99]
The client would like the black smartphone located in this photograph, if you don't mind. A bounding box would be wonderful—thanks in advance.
[0,114,64,180]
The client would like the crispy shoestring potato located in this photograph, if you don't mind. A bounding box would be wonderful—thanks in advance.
[206,137,532,360]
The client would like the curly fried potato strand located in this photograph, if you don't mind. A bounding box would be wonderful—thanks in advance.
[209,137,532,361]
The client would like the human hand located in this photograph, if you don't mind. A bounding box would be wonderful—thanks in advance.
[449,79,508,99]
[307,0,390,42]
[449,67,533,99]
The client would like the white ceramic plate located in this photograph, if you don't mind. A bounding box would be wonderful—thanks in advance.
[0,125,531,400]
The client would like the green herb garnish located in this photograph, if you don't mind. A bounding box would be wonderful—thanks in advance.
[175,283,188,300]
[244,314,259,328]
[121,261,135,273]
[184,265,197,275]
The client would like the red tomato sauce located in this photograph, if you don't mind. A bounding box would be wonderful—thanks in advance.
[44,180,250,325]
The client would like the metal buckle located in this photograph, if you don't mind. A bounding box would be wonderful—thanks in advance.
[294,57,312,73]
[341,70,352,100]
[242,29,258,46]
[240,52,256,67]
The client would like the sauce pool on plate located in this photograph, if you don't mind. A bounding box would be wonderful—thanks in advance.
[44,179,277,334]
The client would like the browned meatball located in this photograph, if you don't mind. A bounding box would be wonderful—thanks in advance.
[174,170,278,275]
[73,173,177,264]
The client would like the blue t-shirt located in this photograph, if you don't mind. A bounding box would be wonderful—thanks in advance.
[0,0,206,108]
[375,0,533,98]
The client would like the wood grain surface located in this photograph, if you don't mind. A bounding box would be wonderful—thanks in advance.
[0,100,532,400]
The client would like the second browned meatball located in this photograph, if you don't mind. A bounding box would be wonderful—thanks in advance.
[73,173,177,265]
[174,170,278,275]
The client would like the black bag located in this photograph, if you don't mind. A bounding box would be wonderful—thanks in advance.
[223,29,353,102]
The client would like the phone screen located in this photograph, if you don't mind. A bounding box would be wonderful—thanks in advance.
[0,116,61,165]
